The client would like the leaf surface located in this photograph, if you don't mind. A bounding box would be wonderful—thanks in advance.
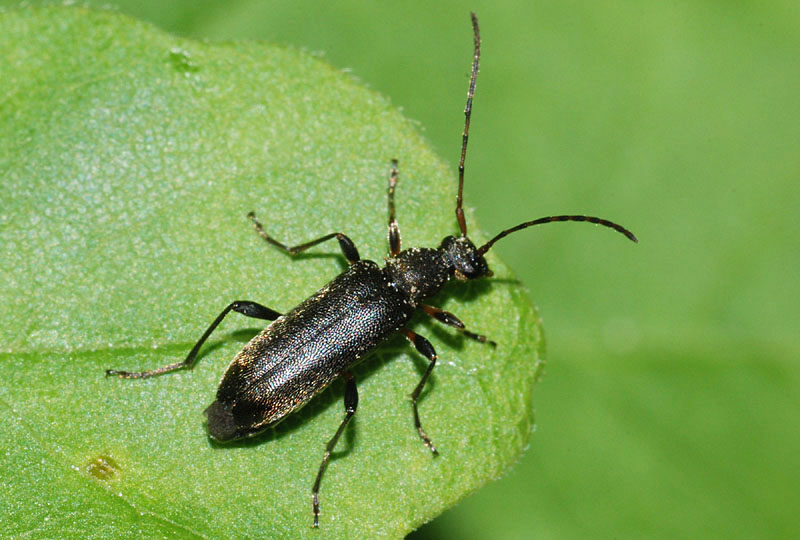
[0,7,543,538]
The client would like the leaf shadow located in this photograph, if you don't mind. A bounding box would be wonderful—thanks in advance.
[270,251,350,272]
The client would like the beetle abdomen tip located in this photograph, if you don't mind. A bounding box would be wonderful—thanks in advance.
[205,400,238,442]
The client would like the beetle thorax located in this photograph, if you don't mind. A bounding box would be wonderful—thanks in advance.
[385,247,450,304]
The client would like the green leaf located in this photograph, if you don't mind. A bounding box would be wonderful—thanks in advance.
[0,6,543,538]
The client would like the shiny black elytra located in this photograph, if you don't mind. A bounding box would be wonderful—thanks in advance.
[106,13,637,528]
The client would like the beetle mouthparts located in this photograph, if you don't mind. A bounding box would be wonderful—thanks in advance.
[205,400,238,442]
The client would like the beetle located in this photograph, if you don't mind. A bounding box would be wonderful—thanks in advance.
[106,12,637,528]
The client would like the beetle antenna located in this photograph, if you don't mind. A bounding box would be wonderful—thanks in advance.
[456,12,481,237]
[477,215,638,256]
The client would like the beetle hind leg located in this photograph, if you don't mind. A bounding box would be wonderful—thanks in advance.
[312,370,358,528]
[106,300,281,379]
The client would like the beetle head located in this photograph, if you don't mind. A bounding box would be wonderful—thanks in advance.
[440,235,491,280]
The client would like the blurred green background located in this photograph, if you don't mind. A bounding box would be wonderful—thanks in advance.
[4,1,797,538]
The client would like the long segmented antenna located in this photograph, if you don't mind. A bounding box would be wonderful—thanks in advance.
[455,12,481,237]
[454,14,638,255]
[477,214,638,256]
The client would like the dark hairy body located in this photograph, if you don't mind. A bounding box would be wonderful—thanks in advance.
[207,260,416,440]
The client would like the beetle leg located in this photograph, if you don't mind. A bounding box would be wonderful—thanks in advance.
[248,211,360,264]
[404,329,439,456]
[419,304,496,346]
[106,301,281,379]
[387,159,402,256]
[312,370,358,528]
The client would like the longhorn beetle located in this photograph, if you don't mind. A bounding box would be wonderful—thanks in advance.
[106,12,637,528]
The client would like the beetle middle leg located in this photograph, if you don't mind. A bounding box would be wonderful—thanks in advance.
[248,211,360,264]
[106,300,281,379]
[403,329,439,456]
[312,370,358,528]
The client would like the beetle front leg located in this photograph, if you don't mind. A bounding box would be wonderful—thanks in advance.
[387,159,402,256]
[404,329,439,456]
[312,370,358,528]
[106,300,281,379]
[419,304,496,346]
